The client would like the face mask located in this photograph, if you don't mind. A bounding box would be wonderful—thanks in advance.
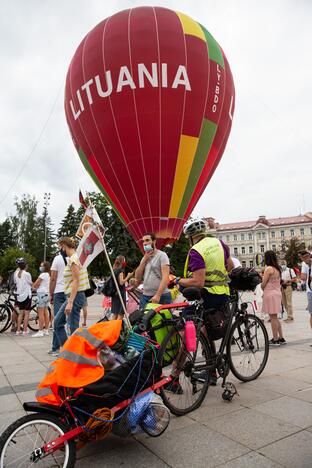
[143,244,153,252]
[281,265,287,271]
[39,266,45,273]
[122,261,126,268]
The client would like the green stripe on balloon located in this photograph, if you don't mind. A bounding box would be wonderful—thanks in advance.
[199,23,224,69]
[78,148,125,225]
[177,119,217,218]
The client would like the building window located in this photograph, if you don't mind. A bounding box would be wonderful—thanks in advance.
[257,232,261,239]
[248,233,253,240]
[300,228,304,236]
[271,231,275,238]
[249,260,254,267]
[226,235,230,242]
[290,229,294,237]
[249,246,253,254]
[272,244,276,252]
[242,247,245,254]
[260,244,265,253]
[233,234,237,241]
[241,234,245,241]
[262,232,266,239]
[310,227,312,235]
[281,230,285,237]
[234,247,238,256]
[242,260,246,268]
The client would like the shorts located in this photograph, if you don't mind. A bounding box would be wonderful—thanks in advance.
[37,292,49,308]
[307,292,312,314]
[16,296,32,311]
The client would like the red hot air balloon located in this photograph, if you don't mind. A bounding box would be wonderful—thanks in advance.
[65,7,235,249]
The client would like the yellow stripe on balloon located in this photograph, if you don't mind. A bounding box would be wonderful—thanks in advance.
[169,134,199,218]
[176,12,206,41]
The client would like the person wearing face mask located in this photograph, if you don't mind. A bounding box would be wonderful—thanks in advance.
[280,260,296,322]
[135,233,171,309]
[32,261,51,337]
[48,242,68,355]
[52,237,90,353]
[111,255,133,320]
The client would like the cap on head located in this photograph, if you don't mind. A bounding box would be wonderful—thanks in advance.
[183,218,209,239]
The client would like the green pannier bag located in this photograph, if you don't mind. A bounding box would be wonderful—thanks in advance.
[144,303,180,365]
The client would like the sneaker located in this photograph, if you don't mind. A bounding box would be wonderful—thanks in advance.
[32,331,44,338]
[163,377,183,394]
[284,318,293,323]
[44,330,49,336]
[279,338,287,345]
[269,339,280,347]
[47,349,60,356]
[22,331,30,336]
[15,331,22,336]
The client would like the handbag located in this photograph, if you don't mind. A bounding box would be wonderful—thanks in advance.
[85,278,97,298]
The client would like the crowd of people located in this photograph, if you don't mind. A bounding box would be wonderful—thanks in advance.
[3,222,312,359]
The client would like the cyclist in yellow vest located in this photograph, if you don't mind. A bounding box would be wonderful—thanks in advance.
[174,218,233,308]
[168,218,233,391]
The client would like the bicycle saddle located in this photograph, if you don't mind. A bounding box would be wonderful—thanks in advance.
[182,287,202,301]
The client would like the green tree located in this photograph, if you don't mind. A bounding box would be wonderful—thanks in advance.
[57,204,79,238]
[0,246,37,281]
[10,194,39,252]
[281,237,306,267]
[165,234,190,276]
[0,219,15,255]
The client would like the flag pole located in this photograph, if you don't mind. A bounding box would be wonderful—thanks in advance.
[86,195,132,330]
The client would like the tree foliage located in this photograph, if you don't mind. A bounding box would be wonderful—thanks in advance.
[281,237,306,267]
[0,247,37,281]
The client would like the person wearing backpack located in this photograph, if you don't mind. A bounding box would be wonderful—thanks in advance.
[14,258,32,335]
[110,255,133,320]
[280,260,296,322]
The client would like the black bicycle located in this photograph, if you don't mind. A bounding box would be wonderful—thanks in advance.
[135,286,269,416]
[0,290,52,333]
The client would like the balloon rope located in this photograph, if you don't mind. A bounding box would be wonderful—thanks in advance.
[93,219,132,330]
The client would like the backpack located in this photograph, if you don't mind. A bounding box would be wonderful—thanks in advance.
[7,270,16,293]
[102,270,121,297]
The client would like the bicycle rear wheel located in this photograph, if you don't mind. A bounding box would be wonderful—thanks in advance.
[227,313,269,382]
[28,306,52,332]
[158,328,212,416]
[0,305,11,333]
[0,413,76,467]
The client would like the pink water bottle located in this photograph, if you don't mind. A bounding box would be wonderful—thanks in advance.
[185,320,196,352]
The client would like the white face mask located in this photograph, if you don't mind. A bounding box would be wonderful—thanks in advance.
[281,265,287,271]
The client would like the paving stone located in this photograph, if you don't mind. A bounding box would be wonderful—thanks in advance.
[6,371,43,386]
[259,430,312,468]
[281,366,312,384]
[16,389,37,404]
[204,407,300,450]
[142,423,249,467]
[247,375,311,395]
[0,394,23,413]
[0,375,9,387]
[76,437,169,467]
[1,362,46,376]
[290,386,312,403]
[254,395,312,429]
[217,451,284,468]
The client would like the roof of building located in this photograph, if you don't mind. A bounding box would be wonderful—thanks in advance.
[213,213,312,232]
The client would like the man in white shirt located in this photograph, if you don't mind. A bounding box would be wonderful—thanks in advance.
[280,260,296,322]
[300,251,312,343]
[48,247,67,355]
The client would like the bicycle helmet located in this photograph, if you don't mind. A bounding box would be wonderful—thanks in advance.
[15,257,27,267]
[183,218,208,238]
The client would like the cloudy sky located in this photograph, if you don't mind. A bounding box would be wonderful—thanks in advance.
[0,0,311,232]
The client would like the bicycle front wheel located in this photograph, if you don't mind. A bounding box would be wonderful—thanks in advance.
[227,313,269,382]
[0,305,11,333]
[158,328,212,416]
[0,413,76,467]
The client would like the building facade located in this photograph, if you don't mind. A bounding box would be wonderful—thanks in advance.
[205,214,312,268]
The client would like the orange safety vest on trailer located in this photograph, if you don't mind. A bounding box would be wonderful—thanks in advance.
[36,320,123,405]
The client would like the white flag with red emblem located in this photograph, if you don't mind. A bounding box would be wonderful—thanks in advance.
[77,224,104,268]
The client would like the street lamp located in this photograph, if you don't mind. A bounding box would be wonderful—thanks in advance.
[43,192,51,261]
